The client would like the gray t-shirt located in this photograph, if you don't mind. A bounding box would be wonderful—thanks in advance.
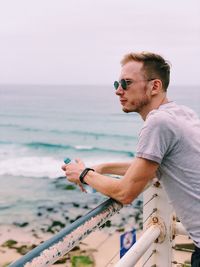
[136,102,200,247]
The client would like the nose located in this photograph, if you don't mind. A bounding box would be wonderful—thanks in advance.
[115,85,124,96]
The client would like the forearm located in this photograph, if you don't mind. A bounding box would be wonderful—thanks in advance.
[62,158,157,205]
[84,171,124,201]
[83,171,145,204]
[94,161,132,176]
[85,158,158,204]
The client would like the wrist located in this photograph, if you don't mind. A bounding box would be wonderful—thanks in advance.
[79,168,95,184]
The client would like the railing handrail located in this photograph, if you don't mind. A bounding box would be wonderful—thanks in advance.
[114,224,161,267]
[9,198,123,267]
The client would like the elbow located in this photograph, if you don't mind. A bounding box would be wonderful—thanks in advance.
[118,196,134,205]
[114,184,138,205]
[115,189,135,205]
[110,180,136,205]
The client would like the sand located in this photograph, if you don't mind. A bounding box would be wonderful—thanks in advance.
[0,224,193,267]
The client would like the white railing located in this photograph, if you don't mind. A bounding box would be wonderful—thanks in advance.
[115,180,189,267]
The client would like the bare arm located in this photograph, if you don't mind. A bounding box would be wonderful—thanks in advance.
[62,157,158,204]
[92,161,132,176]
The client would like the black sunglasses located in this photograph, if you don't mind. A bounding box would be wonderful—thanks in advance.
[114,79,133,90]
[114,78,155,90]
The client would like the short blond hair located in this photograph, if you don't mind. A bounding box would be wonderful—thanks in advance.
[121,52,171,91]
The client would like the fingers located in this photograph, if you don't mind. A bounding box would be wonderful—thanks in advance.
[75,158,85,169]
[61,164,66,171]
[61,158,86,193]
[79,184,87,193]
[75,158,81,163]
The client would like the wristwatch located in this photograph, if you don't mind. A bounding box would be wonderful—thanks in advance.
[79,168,95,184]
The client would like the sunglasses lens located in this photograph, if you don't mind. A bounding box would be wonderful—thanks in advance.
[120,79,127,90]
[114,81,119,90]
[114,79,127,90]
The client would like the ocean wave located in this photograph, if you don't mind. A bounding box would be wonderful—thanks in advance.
[0,156,63,178]
[69,130,134,140]
[0,141,134,162]
[0,122,136,140]
[26,142,134,157]
[0,141,12,145]
[0,153,132,179]
[0,124,45,133]
[0,123,21,128]
[27,142,72,150]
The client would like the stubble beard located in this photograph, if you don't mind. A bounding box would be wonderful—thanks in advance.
[122,94,150,114]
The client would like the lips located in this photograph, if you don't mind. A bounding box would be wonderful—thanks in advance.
[120,99,127,104]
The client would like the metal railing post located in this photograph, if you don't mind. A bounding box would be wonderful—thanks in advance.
[142,180,174,267]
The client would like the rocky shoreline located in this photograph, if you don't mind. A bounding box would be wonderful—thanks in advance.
[0,177,143,266]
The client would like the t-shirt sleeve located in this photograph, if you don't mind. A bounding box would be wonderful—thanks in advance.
[136,111,181,164]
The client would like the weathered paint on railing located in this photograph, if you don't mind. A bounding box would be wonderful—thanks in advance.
[9,198,123,267]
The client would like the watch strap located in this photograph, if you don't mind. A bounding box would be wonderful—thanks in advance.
[79,168,95,184]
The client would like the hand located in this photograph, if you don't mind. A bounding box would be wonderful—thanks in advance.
[61,158,86,192]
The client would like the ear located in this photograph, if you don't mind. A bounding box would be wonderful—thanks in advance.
[150,79,162,96]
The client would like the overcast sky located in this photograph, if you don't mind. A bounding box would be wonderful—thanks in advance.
[0,0,199,86]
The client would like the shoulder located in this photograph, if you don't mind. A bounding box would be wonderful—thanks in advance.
[145,108,176,129]
[140,104,182,141]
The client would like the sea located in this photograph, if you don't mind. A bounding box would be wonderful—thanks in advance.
[0,84,199,231]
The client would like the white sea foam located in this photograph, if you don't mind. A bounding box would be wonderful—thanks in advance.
[75,145,94,150]
[0,154,129,179]
[0,156,63,178]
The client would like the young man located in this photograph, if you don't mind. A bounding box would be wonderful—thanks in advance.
[62,52,200,266]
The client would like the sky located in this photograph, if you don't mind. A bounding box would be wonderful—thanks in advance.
[0,0,199,86]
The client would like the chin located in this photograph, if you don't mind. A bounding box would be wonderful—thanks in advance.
[122,107,131,113]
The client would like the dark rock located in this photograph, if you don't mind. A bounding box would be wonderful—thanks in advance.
[13,222,29,227]
[63,185,76,190]
[2,239,18,248]
[71,246,80,251]
[51,221,65,228]
[116,228,125,232]
[47,220,66,233]
[100,220,112,229]
[46,207,54,212]
[72,203,80,208]
[16,244,37,255]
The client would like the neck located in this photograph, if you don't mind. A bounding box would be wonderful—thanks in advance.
[140,94,169,121]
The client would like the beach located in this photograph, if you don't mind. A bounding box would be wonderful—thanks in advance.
[0,222,193,267]
[0,224,121,267]
[0,204,142,267]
